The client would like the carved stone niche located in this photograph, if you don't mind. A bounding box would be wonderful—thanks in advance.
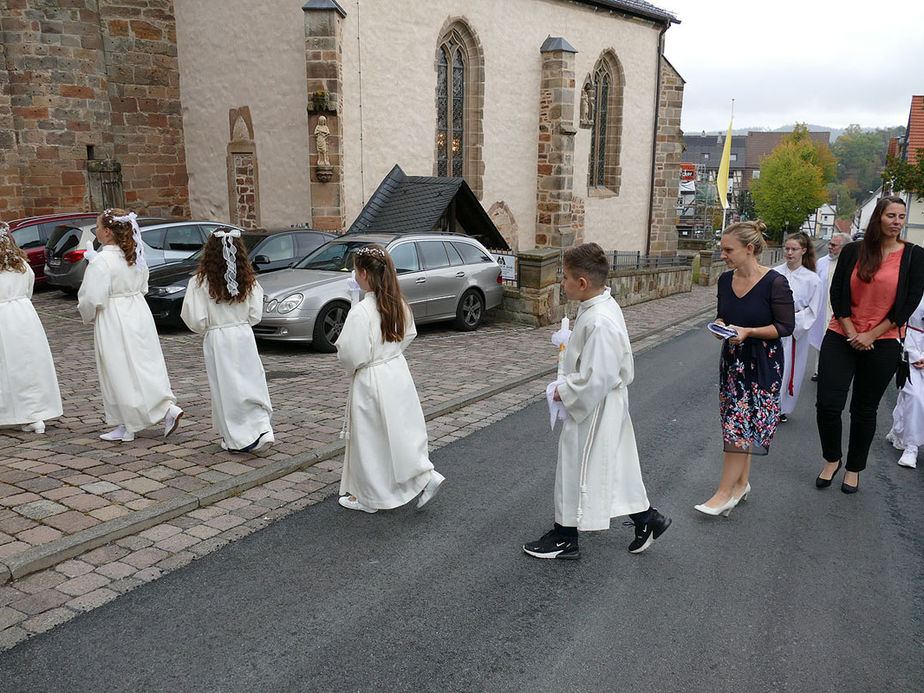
[579,76,594,129]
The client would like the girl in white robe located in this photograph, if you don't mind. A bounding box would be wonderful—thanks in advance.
[77,209,182,442]
[773,232,821,419]
[180,227,273,452]
[887,295,924,469]
[335,244,444,513]
[0,222,62,433]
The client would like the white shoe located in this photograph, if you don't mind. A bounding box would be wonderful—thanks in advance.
[21,421,45,434]
[251,431,275,451]
[338,495,377,513]
[416,470,445,509]
[732,482,751,506]
[694,496,735,517]
[164,404,183,438]
[220,440,228,451]
[100,425,134,442]
[898,447,918,469]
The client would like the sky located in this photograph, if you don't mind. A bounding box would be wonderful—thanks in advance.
[661,0,924,134]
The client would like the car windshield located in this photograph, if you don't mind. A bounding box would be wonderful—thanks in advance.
[293,240,376,271]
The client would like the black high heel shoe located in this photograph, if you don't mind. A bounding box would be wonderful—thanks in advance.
[841,472,859,494]
[816,460,842,489]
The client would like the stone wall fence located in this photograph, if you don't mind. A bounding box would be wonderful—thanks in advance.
[489,247,693,326]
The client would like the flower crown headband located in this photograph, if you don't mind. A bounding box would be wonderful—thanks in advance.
[0,220,9,239]
[355,245,386,260]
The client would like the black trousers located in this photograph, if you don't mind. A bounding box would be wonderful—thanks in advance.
[815,330,901,472]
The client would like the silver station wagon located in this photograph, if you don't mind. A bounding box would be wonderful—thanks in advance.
[255,232,505,351]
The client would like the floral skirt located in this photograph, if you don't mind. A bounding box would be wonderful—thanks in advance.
[719,340,783,455]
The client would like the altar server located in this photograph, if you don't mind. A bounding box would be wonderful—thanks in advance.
[773,232,821,421]
[808,232,851,378]
[523,243,670,559]
[335,244,444,513]
[181,227,273,452]
[0,221,62,434]
[77,209,182,442]
[887,294,924,469]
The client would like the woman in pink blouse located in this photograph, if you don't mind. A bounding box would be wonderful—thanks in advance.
[815,196,924,493]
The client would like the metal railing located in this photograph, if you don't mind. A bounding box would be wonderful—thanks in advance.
[612,251,694,270]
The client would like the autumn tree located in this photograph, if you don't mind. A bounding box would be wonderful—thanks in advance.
[883,149,924,200]
[752,124,834,242]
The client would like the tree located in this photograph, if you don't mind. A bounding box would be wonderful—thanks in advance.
[736,189,756,220]
[883,150,924,200]
[831,125,884,200]
[827,182,857,220]
[752,123,831,242]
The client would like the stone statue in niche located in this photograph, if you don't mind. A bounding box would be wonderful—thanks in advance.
[580,83,594,128]
[314,115,331,167]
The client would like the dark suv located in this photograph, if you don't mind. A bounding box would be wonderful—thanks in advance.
[7,213,98,282]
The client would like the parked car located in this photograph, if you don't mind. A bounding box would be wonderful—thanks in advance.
[255,232,505,352]
[7,213,98,282]
[145,229,335,326]
[44,219,238,292]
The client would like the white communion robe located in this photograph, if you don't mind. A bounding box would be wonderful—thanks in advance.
[77,245,176,433]
[0,266,63,426]
[773,263,821,415]
[336,294,433,510]
[555,289,649,531]
[181,277,273,449]
[888,296,924,449]
[809,254,837,352]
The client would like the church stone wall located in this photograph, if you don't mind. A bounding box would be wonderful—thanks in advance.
[1,0,189,219]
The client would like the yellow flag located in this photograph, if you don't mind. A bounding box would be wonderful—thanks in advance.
[717,119,733,210]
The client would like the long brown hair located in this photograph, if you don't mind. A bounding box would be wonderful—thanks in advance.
[352,244,406,342]
[195,229,256,303]
[98,208,137,265]
[857,196,906,282]
[784,231,816,272]
[0,221,28,273]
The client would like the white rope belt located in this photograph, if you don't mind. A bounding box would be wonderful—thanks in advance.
[339,352,405,440]
[207,321,249,332]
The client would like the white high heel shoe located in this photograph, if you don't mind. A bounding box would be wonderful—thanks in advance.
[732,482,751,506]
[694,496,736,517]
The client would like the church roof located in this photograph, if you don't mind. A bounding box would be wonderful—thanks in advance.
[571,0,679,25]
[347,165,509,250]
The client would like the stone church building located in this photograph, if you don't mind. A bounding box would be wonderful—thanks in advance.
[2,0,684,254]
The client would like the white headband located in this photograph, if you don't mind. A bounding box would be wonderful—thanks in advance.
[0,221,9,239]
[355,245,386,259]
[212,227,242,296]
[109,211,145,270]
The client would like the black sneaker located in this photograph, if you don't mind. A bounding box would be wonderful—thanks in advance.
[523,529,580,560]
[626,509,671,554]
[779,413,788,423]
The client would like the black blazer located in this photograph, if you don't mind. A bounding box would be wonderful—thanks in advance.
[830,241,924,328]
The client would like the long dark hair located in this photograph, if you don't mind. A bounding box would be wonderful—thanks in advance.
[784,231,816,272]
[352,244,406,342]
[98,208,137,265]
[857,196,906,282]
[195,230,256,303]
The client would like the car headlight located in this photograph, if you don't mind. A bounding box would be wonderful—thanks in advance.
[150,284,186,296]
[264,299,278,313]
[277,293,304,314]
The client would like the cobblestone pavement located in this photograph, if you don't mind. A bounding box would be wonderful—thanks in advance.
[0,283,714,649]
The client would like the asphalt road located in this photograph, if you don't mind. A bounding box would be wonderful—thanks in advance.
[1,327,921,692]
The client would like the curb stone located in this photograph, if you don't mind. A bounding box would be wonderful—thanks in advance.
[0,300,714,585]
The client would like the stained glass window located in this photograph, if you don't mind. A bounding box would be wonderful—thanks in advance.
[437,35,465,179]
[589,56,621,192]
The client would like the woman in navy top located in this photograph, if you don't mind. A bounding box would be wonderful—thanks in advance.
[697,220,795,517]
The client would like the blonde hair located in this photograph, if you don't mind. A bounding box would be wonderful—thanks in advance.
[723,220,767,255]
[0,221,28,273]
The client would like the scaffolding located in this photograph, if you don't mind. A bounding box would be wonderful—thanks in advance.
[677,163,722,239]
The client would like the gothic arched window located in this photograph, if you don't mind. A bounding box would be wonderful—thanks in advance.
[588,51,625,194]
[434,20,484,198]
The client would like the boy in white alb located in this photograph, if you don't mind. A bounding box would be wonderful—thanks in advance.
[523,243,670,559]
